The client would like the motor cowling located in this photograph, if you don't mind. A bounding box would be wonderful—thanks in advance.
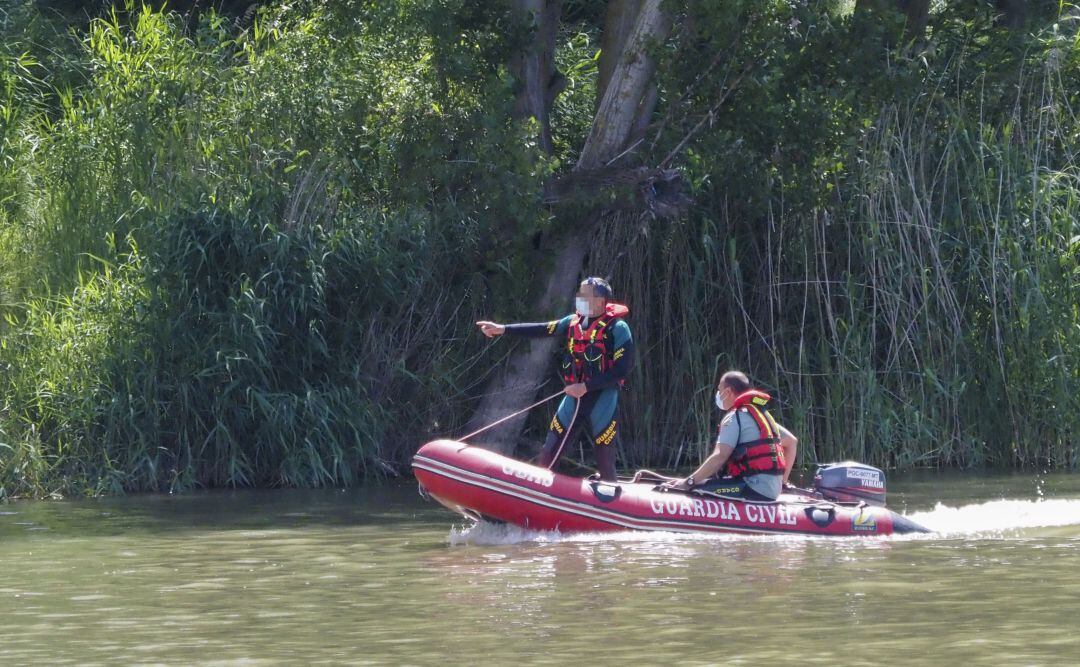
[813,461,886,506]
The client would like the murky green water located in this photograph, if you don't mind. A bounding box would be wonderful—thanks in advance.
[2,473,1079,665]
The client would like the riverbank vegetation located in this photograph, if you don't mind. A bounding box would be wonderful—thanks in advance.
[1,0,1077,497]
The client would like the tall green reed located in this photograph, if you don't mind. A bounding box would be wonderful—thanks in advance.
[599,18,1079,472]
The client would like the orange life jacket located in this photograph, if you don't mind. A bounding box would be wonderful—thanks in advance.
[560,303,629,385]
[723,390,786,478]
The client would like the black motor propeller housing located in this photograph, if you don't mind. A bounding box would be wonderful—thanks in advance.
[813,461,887,506]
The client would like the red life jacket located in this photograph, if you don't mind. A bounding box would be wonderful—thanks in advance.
[560,303,629,385]
[722,390,786,478]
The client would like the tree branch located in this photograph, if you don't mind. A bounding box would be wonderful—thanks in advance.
[659,64,752,169]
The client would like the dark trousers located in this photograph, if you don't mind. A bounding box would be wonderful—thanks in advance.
[537,389,619,482]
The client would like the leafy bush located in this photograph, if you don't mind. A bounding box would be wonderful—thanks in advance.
[1,2,547,496]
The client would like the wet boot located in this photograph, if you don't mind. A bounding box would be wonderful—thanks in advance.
[594,445,617,482]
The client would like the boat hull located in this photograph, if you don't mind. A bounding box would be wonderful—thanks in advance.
[412,440,928,536]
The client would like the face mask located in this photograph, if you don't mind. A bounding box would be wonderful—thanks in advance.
[575,297,591,317]
[715,390,725,410]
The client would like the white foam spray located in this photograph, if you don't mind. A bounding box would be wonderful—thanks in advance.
[904,498,1080,536]
[447,498,1080,545]
[448,521,702,546]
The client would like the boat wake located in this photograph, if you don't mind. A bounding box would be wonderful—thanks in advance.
[447,497,1080,545]
[904,498,1080,536]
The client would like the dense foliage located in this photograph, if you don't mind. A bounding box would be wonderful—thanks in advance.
[1,0,1077,497]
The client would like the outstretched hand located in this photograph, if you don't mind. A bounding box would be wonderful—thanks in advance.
[476,321,505,338]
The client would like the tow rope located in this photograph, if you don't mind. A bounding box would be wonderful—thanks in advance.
[457,389,582,473]
[457,391,565,443]
[545,397,580,471]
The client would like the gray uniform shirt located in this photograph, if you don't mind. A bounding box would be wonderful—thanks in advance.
[716,409,783,499]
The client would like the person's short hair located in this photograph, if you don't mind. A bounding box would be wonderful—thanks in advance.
[580,276,612,299]
[718,370,751,394]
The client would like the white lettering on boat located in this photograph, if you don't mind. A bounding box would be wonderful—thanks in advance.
[649,497,751,522]
[501,464,554,488]
[648,497,797,526]
[743,503,797,526]
[727,503,741,521]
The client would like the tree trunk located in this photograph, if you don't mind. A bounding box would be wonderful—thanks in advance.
[467,0,673,453]
[628,84,660,149]
[899,0,931,40]
[579,0,672,170]
[853,0,930,43]
[995,0,1027,29]
[509,0,563,154]
[598,0,642,104]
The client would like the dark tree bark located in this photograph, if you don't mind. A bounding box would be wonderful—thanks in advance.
[604,1,662,161]
[995,0,1027,29]
[467,0,674,453]
[899,0,931,40]
[509,0,564,154]
[579,0,672,170]
[598,0,642,104]
[854,0,931,42]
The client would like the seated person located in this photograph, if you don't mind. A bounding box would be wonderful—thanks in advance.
[662,371,798,501]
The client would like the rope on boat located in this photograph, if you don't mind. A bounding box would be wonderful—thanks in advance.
[457,391,565,443]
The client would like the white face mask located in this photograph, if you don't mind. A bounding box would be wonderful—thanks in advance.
[715,390,725,410]
[575,297,592,317]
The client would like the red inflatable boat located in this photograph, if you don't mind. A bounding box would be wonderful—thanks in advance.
[413,439,929,536]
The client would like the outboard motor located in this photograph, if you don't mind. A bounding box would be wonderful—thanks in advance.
[813,461,886,506]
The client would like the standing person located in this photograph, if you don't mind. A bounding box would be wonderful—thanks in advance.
[476,277,634,482]
[662,371,798,500]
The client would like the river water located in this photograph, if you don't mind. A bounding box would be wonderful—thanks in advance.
[2,472,1079,665]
